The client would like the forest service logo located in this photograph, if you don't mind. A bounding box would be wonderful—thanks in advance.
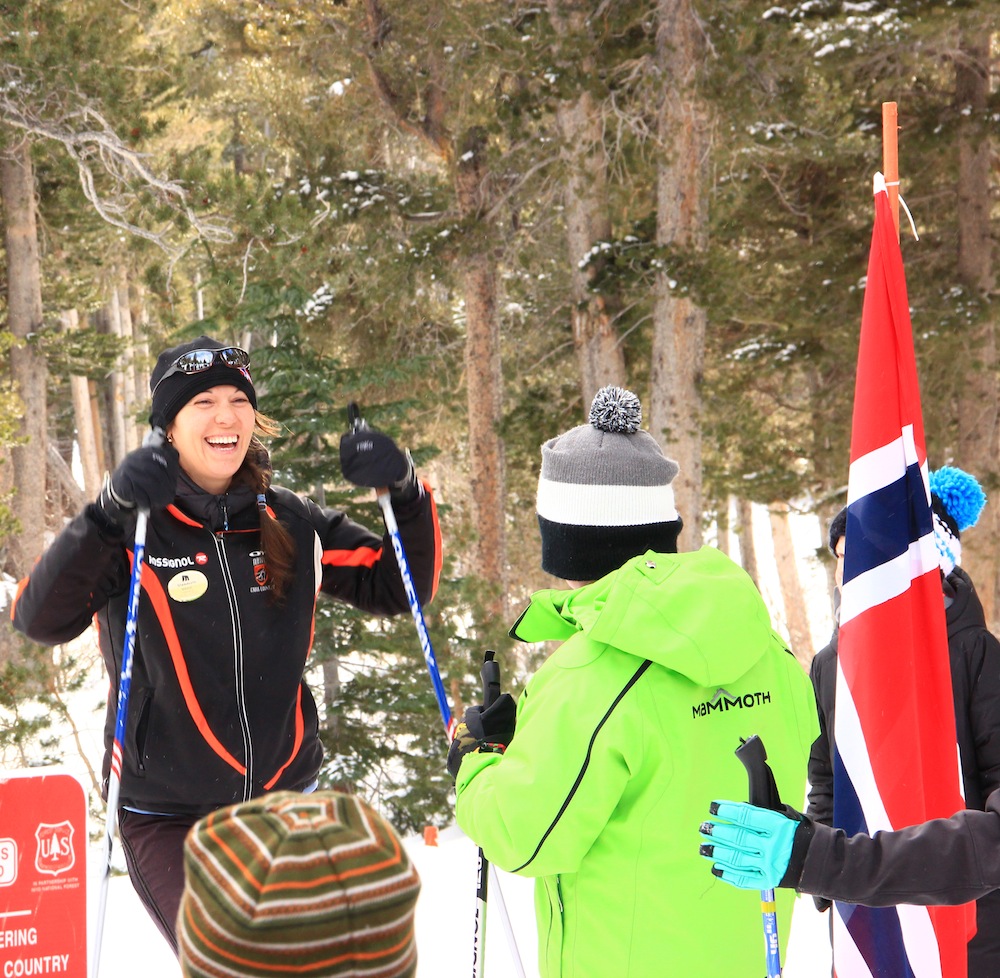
[34,821,75,876]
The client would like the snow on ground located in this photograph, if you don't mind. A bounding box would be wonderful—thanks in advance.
[87,820,831,977]
[11,504,838,976]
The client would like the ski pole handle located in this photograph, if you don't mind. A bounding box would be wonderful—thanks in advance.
[736,735,782,978]
[735,734,782,811]
[482,651,500,710]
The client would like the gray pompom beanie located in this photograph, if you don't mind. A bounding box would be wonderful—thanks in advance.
[536,386,683,581]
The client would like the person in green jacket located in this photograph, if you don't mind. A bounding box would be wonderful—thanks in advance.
[447,385,819,978]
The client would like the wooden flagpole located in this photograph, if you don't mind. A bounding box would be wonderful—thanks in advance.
[882,102,900,238]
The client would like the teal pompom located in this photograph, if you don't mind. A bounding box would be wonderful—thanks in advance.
[929,466,987,532]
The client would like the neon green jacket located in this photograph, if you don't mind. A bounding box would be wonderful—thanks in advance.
[455,547,818,978]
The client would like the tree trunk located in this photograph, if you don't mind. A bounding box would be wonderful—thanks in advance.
[106,280,137,458]
[545,1,627,405]
[113,269,140,452]
[359,2,507,619]
[62,309,102,499]
[716,496,730,558]
[131,282,152,418]
[769,501,812,666]
[97,303,127,468]
[735,496,758,589]
[951,30,998,628]
[322,658,340,716]
[89,375,108,478]
[1,140,48,576]
[557,91,627,406]
[648,0,710,550]
[456,129,507,619]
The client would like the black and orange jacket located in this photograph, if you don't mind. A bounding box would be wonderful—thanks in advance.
[11,478,441,816]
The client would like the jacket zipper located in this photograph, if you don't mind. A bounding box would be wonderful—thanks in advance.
[212,531,254,799]
[544,875,564,974]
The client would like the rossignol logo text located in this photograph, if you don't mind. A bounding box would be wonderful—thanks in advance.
[693,688,772,719]
[147,555,195,569]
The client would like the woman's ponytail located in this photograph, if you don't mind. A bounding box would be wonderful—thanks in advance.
[240,416,296,602]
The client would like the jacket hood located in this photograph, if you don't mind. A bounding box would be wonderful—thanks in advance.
[946,566,986,635]
[511,546,779,687]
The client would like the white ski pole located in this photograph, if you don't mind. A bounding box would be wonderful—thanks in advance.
[91,429,162,978]
[346,402,525,978]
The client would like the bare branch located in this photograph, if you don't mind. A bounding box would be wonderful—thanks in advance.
[239,239,254,305]
[0,75,234,257]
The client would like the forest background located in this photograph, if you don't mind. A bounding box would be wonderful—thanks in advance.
[0,0,996,834]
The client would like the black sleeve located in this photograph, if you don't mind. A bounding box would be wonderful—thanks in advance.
[796,790,1000,907]
[806,649,834,826]
[10,505,129,645]
[308,482,440,616]
[966,629,1000,802]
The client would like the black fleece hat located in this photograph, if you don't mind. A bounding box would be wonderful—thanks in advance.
[149,335,257,429]
[828,507,848,555]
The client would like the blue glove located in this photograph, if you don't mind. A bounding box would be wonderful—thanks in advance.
[698,800,801,890]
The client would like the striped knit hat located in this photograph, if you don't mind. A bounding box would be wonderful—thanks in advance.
[177,792,420,978]
[929,466,987,577]
[537,385,682,581]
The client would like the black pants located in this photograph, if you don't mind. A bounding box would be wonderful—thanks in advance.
[117,809,200,956]
[969,889,1000,978]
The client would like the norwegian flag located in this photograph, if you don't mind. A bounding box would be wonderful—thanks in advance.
[832,174,974,978]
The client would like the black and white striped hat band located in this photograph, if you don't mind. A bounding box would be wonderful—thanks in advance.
[536,386,682,581]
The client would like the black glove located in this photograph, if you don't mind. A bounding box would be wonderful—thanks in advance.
[339,425,418,502]
[813,896,832,913]
[96,437,180,529]
[447,693,517,779]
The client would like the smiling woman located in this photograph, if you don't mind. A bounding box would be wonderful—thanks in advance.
[167,386,257,494]
[10,334,442,962]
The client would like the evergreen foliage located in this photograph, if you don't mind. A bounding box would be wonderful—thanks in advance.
[0,0,996,828]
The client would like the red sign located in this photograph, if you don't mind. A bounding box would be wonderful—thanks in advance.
[0,770,86,978]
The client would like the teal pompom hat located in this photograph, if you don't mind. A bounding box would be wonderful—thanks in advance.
[928,466,987,576]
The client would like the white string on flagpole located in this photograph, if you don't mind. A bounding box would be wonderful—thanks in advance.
[884,179,920,240]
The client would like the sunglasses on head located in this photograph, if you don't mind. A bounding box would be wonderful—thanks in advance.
[152,347,251,394]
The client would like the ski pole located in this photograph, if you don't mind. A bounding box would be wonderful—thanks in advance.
[346,403,525,978]
[473,651,501,978]
[92,427,163,978]
[735,734,783,978]
[346,402,453,736]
